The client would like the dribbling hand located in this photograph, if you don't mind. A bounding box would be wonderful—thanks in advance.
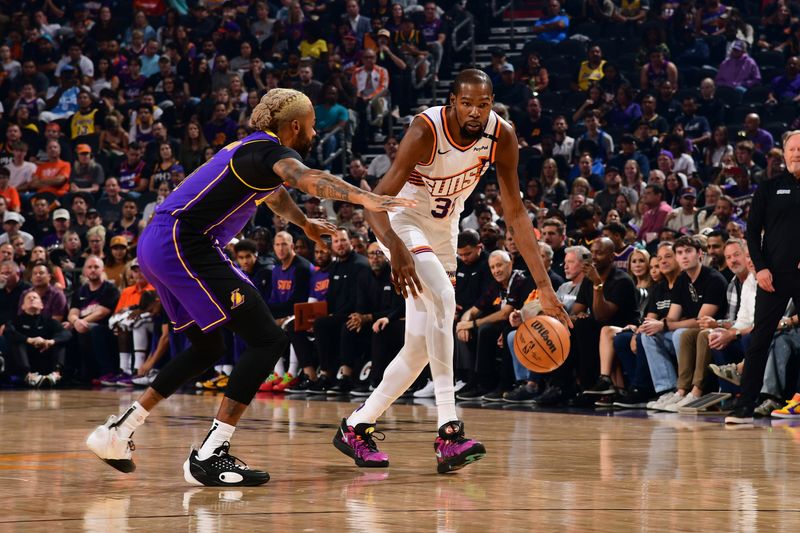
[538,286,573,329]
[390,245,423,298]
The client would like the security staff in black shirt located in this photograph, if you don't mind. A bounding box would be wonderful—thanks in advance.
[313,228,369,390]
[734,131,800,422]
[455,229,491,320]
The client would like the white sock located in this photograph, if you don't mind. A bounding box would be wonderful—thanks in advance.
[118,401,149,439]
[221,365,234,375]
[273,357,285,376]
[119,352,132,374]
[288,347,299,376]
[133,351,146,373]
[197,419,236,460]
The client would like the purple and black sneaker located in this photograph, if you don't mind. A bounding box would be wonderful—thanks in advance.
[434,421,486,474]
[332,418,389,467]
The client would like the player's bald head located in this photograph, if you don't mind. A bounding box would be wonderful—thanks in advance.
[452,69,493,97]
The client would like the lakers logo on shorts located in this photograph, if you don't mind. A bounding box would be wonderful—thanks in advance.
[230,288,245,309]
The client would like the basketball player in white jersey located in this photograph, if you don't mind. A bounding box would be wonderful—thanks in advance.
[332,69,571,473]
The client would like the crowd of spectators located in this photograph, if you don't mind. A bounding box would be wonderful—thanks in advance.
[2,0,800,420]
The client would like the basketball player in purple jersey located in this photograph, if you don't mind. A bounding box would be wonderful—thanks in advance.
[332,70,571,473]
[86,89,414,486]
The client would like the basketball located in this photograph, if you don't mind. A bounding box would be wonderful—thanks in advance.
[513,315,570,373]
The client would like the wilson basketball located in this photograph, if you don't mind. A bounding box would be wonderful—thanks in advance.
[513,315,570,373]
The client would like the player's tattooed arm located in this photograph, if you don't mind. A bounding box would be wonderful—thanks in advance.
[272,158,414,212]
[262,186,309,227]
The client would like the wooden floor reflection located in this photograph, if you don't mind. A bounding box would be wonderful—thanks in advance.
[1,389,800,532]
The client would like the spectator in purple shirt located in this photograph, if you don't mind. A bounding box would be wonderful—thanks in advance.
[715,40,761,93]
[203,101,238,148]
[743,113,774,154]
[767,56,800,104]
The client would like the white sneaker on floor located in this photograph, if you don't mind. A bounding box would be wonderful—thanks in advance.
[132,369,158,387]
[86,415,136,473]
[454,380,467,393]
[664,392,701,412]
[646,391,676,410]
[413,380,435,398]
[25,372,44,387]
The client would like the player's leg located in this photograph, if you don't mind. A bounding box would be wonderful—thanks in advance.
[182,283,287,486]
[86,324,225,473]
[333,294,428,467]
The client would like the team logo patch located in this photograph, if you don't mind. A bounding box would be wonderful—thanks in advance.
[230,288,245,309]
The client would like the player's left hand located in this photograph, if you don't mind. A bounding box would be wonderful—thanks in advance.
[538,286,573,329]
[302,218,337,249]
[361,193,416,213]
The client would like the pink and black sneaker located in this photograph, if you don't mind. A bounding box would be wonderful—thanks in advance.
[434,421,486,474]
[332,418,389,467]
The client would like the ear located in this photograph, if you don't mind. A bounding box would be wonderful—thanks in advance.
[449,92,455,107]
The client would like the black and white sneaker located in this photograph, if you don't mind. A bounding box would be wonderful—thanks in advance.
[86,415,136,473]
[583,375,615,396]
[183,442,270,486]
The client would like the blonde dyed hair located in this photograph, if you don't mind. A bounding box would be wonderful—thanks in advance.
[249,88,313,132]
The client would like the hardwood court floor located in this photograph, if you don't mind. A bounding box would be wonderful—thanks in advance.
[2,389,800,532]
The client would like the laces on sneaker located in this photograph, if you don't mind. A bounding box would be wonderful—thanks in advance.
[213,442,250,471]
[353,425,385,452]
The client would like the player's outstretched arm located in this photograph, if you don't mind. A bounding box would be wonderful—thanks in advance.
[272,158,415,213]
[365,118,434,298]
[494,120,573,329]
[261,186,337,249]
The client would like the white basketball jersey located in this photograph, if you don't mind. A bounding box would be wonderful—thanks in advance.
[391,106,501,233]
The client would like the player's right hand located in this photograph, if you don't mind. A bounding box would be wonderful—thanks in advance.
[362,193,416,213]
[538,286,573,329]
[390,245,423,298]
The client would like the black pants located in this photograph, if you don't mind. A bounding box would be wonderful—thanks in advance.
[150,291,288,405]
[550,317,602,392]
[77,325,118,379]
[472,321,507,389]
[313,314,370,374]
[10,342,65,375]
[741,271,800,406]
[369,320,405,387]
[286,327,316,370]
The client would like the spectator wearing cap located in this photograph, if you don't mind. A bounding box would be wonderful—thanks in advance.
[105,235,131,289]
[495,63,532,113]
[0,167,21,213]
[41,209,70,248]
[609,134,650,177]
[486,48,512,87]
[0,211,34,250]
[716,40,761,92]
[743,113,774,154]
[594,166,639,217]
[666,187,699,234]
[577,45,606,91]
[723,165,758,198]
[375,28,412,116]
[532,0,569,44]
[70,144,104,196]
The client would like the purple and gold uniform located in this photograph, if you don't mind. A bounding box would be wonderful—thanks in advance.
[137,131,301,332]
